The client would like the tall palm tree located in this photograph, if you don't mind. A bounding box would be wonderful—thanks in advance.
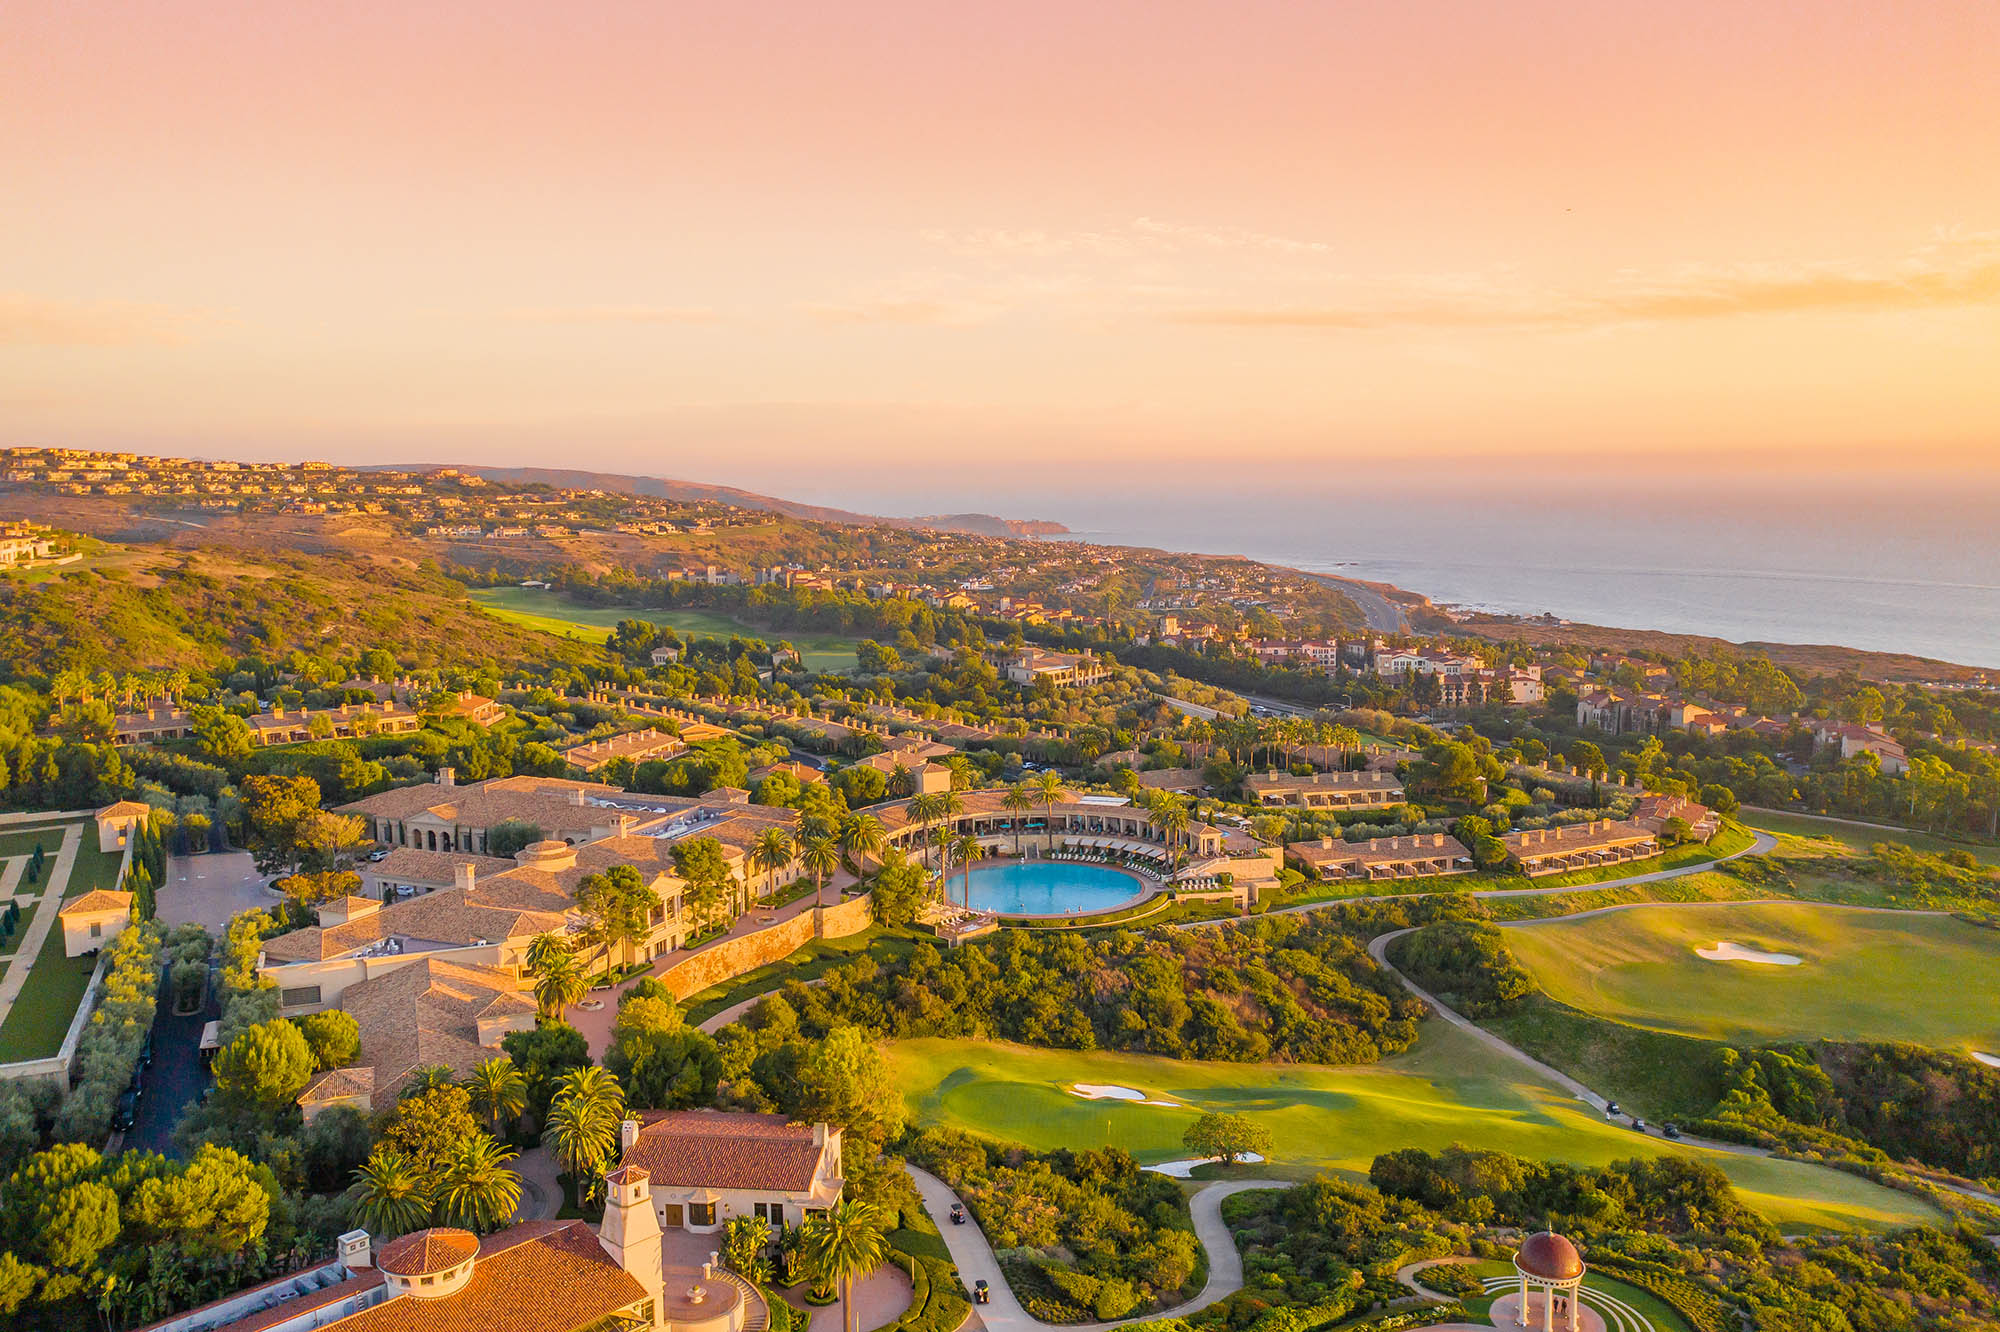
[952,833,982,907]
[1032,771,1067,850]
[1000,782,1034,855]
[799,1200,891,1332]
[530,947,588,1021]
[800,834,840,905]
[907,792,947,871]
[541,1066,627,1205]
[838,813,884,877]
[349,1148,433,1238]
[1153,795,1191,874]
[525,931,570,976]
[462,1057,527,1137]
[751,827,796,904]
[435,1134,523,1233]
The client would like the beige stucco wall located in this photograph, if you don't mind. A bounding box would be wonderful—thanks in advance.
[61,909,130,957]
[654,894,874,1001]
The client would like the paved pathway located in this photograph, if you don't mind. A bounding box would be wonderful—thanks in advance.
[1394,1256,1473,1301]
[511,1146,562,1223]
[129,966,218,1156]
[907,1164,1278,1332]
[0,822,83,1029]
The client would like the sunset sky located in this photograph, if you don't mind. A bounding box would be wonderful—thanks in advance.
[5,1,1998,509]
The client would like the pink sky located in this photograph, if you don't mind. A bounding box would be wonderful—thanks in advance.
[4,1,1997,498]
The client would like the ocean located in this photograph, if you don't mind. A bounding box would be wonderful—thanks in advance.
[1035,480,2000,670]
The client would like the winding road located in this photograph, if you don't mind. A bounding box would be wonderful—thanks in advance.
[906,1165,1277,1332]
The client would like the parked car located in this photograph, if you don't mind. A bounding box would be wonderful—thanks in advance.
[949,1203,965,1225]
[112,1090,138,1132]
[973,1281,990,1306]
[139,1031,154,1067]
[366,849,390,862]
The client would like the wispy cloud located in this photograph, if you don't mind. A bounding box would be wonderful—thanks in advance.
[504,304,718,324]
[1168,233,2000,331]
[921,217,1332,260]
[0,293,214,347]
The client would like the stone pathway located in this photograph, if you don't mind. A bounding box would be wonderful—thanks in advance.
[907,1163,1279,1332]
[0,823,83,1032]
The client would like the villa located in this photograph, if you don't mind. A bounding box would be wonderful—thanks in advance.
[995,647,1109,688]
[1241,769,1404,810]
[248,702,424,747]
[110,706,195,746]
[1812,721,1909,775]
[619,1110,843,1233]
[1632,794,1720,841]
[1503,820,1659,876]
[58,889,135,956]
[562,728,689,773]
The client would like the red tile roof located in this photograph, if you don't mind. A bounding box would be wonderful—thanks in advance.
[336,1221,647,1332]
[624,1110,827,1192]
[379,1228,480,1277]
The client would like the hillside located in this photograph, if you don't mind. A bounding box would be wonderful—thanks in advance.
[0,546,603,677]
[375,463,1070,537]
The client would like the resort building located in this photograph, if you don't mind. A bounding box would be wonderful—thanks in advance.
[995,647,1109,688]
[852,750,951,794]
[111,706,194,746]
[1502,820,1658,876]
[248,702,423,747]
[562,728,688,773]
[57,889,134,956]
[94,799,152,852]
[1632,794,1720,841]
[442,692,506,726]
[1812,721,1909,775]
[359,847,516,901]
[1241,769,1404,810]
[339,773,651,853]
[619,1110,844,1233]
[1286,833,1472,881]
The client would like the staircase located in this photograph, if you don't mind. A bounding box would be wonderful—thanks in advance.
[721,1270,770,1332]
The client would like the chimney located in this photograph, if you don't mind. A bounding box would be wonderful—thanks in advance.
[813,1122,827,1149]
[436,767,455,787]
[621,1118,641,1153]
[338,1230,373,1269]
[455,862,476,893]
[570,788,587,806]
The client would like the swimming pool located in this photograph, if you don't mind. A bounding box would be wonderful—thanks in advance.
[962,862,1148,917]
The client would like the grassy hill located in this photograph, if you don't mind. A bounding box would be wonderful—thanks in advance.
[470,585,863,671]
[0,547,603,676]
[1501,902,2000,1052]
[882,1023,1941,1235]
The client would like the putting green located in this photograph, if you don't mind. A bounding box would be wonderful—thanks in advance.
[882,1024,1941,1235]
[1502,902,2000,1053]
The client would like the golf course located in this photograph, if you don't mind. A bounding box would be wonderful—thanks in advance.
[882,1023,1941,1235]
[1501,901,2000,1053]
[470,586,863,671]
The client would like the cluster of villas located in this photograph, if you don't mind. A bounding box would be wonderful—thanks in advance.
[105,691,503,748]
[136,1108,847,1332]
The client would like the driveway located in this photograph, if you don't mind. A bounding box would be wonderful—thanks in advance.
[157,852,277,931]
[127,965,217,1156]
[906,1164,1279,1332]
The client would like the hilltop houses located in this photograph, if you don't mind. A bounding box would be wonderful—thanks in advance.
[995,647,1109,688]
[1242,769,1404,810]
[1813,721,1909,775]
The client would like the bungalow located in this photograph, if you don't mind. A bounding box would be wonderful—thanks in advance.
[1242,769,1404,810]
[57,890,133,956]
[110,707,193,747]
[1503,820,1658,876]
[1812,722,1909,776]
[1287,833,1472,881]
[1632,794,1720,841]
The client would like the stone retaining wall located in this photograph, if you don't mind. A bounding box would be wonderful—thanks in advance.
[656,893,874,1001]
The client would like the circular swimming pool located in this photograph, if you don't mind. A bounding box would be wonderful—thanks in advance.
[962,862,1148,916]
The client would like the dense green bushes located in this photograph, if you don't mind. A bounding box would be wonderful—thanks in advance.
[776,909,1435,1065]
[59,921,166,1142]
[1387,921,1533,1018]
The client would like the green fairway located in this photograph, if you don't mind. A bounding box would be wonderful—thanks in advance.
[1502,901,2000,1052]
[1740,809,2000,866]
[470,587,862,671]
[882,1024,1941,1235]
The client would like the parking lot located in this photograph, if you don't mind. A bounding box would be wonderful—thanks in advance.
[156,851,279,931]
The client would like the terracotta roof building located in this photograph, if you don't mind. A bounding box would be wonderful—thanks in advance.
[1287,833,1472,882]
[1242,769,1404,810]
[1503,819,1659,877]
[620,1110,843,1234]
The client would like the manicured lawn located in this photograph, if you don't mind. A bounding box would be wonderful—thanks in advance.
[0,901,41,959]
[470,587,863,672]
[1741,810,2000,866]
[0,924,95,1061]
[882,1023,1940,1235]
[1502,901,2000,1053]
[1453,1260,1691,1332]
[1482,993,1728,1123]
[681,926,922,1026]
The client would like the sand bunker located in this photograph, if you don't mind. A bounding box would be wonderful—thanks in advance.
[1069,1083,1180,1106]
[1696,940,1803,966]
[1144,1152,1266,1178]
[1972,1052,2000,1069]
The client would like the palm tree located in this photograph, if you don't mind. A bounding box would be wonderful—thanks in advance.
[462,1057,527,1137]
[1153,795,1191,874]
[751,827,796,904]
[952,834,982,907]
[541,1066,627,1206]
[529,947,588,1021]
[1032,771,1067,850]
[887,762,915,799]
[799,1200,891,1332]
[435,1134,523,1233]
[525,931,570,976]
[800,834,840,905]
[907,792,947,871]
[349,1148,433,1238]
[1000,782,1034,856]
[838,814,885,877]
[400,1064,457,1099]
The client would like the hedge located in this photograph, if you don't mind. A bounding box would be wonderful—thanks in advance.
[1586,1260,1735,1332]
[885,1249,969,1332]
[58,920,166,1142]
